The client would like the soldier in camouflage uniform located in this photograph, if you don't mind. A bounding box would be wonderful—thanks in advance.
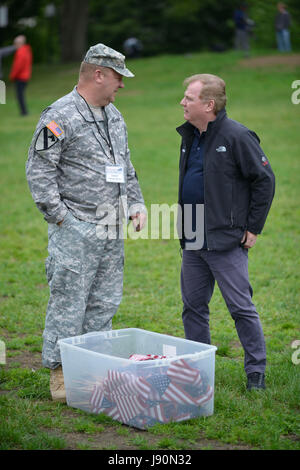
[26,44,147,401]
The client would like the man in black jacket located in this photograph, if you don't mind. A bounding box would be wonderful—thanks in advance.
[177,74,275,391]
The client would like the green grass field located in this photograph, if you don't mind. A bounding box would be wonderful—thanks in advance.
[0,49,299,451]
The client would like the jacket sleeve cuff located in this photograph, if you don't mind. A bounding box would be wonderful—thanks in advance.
[43,206,69,224]
[128,203,147,218]
[247,226,260,235]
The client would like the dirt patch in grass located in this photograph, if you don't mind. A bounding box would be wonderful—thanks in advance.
[6,349,42,370]
[240,54,300,68]
[51,423,253,451]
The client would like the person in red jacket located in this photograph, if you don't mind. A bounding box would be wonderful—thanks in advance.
[10,35,32,115]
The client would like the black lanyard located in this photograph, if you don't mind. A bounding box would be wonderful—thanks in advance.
[77,92,123,205]
[78,92,116,164]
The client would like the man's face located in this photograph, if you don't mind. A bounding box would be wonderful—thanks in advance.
[100,68,124,105]
[180,81,210,126]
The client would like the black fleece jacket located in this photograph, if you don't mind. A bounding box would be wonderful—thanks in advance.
[176,109,275,251]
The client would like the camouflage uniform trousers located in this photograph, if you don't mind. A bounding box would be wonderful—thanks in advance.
[43,210,124,369]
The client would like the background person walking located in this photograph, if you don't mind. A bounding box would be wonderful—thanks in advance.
[9,35,32,115]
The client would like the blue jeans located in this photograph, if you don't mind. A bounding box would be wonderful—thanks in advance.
[181,246,266,375]
[276,29,291,52]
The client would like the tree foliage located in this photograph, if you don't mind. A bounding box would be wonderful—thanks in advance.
[0,0,89,63]
[0,0,299,65]
[88,0,236,56]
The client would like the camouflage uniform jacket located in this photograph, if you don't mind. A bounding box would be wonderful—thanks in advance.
[26,87,145,225]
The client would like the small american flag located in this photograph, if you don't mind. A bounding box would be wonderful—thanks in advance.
[89,358,213,428]
[104,370,151,401]
[91,370,151,422]
[90,381,105,413]
[110,394,146,423]
[194,384,214,406]
[129,354,168,361]
[167,358,202,386]
[144,403,167,422]
[162,381,198,405]
[105,405,121,421]
[46,120,63,138]
[146,374,171,400]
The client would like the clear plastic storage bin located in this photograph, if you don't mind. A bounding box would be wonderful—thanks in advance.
[58,328,217,429]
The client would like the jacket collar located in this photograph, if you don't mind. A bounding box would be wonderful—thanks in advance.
[176,108,227,138]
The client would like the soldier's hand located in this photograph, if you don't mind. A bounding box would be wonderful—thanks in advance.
[131,212,147,232]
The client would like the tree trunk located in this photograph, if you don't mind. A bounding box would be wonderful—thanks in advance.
[60,0,89,62]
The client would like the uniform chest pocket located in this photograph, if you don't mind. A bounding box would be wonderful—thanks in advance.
[63,126,109,162]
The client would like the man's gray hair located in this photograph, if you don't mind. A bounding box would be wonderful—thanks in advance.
[184,73,227,114]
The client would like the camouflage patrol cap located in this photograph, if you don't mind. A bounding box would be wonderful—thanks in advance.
[83,43,134,78]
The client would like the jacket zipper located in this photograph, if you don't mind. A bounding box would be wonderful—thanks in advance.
[203,142,210,250]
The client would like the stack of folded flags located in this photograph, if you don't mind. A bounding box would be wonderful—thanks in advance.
[89,355,213,429]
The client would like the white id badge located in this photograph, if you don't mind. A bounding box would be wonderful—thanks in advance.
[105,165,125,183]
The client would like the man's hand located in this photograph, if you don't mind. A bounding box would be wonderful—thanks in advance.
[131,212,147,232]
[241,231,257,249]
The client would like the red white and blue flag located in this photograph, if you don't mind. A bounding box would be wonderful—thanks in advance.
[89,357,213,429]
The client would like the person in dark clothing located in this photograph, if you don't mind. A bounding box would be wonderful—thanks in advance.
[177,74,275,391]
[233,4,253,57]
[0,44,16,80]
[275,2,292,52]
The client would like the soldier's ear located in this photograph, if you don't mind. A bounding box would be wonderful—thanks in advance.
[94,68,105,84]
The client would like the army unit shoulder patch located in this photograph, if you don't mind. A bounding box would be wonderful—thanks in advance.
[35,121,64,151]
[35,127,59,151]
